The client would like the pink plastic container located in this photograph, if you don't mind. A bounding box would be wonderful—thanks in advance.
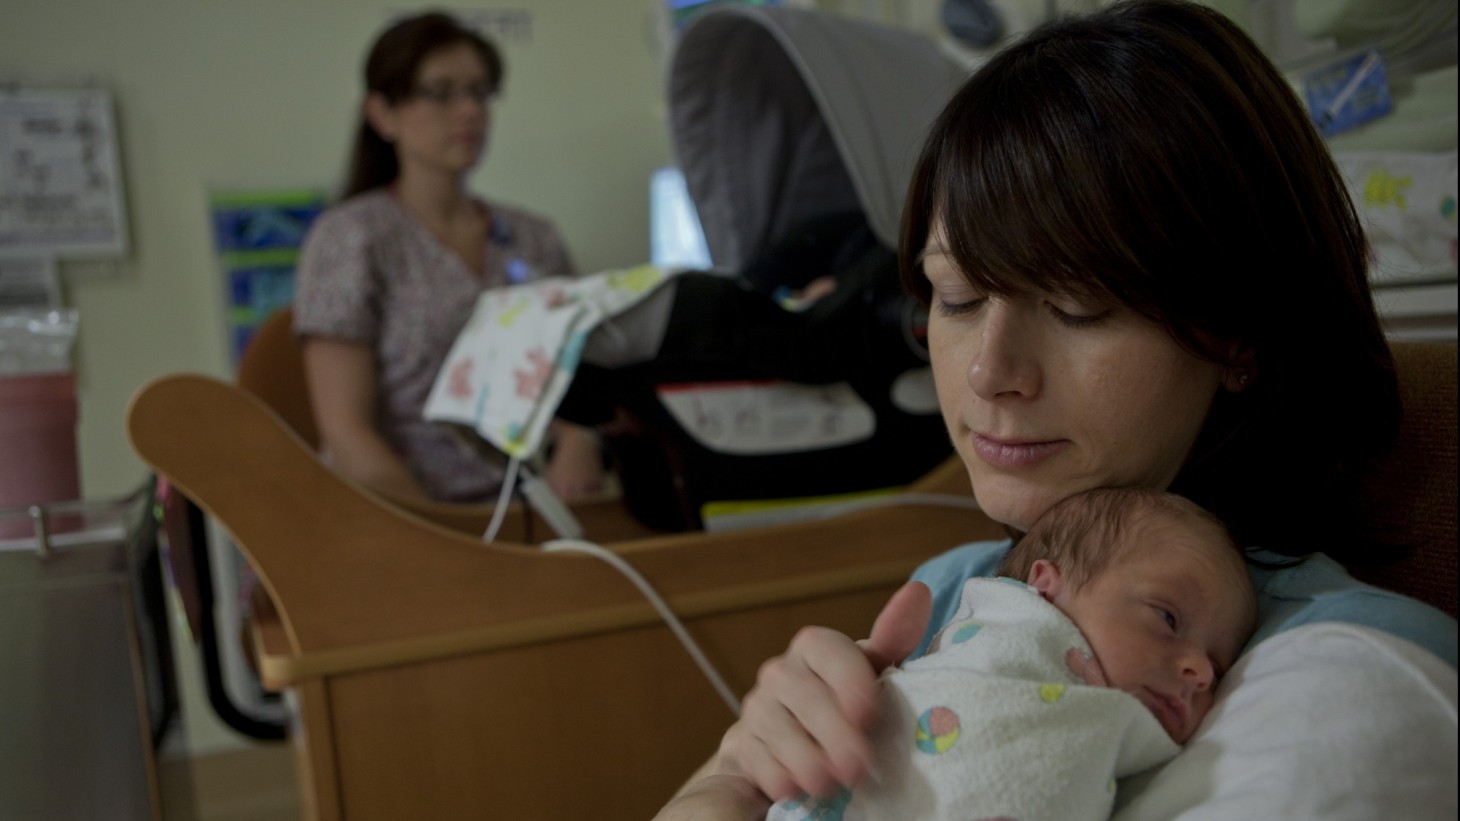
[0,373,81,540]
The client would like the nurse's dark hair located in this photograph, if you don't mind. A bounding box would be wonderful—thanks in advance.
[898,0,1399,559]
[342,10,504,198]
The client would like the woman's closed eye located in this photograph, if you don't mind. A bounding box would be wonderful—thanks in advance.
[1045,294,1113,328]
[1046,302,1112,328]
[935,293,985,317]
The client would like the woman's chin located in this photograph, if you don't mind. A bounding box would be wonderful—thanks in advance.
[970,481,1062,533]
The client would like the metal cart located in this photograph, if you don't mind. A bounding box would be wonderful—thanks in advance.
[0,483,175,821]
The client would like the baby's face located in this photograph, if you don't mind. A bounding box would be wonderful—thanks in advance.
[1043,512,1256,743]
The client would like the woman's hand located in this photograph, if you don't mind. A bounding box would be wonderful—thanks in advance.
[544,419,605,502]
[715,581,933,802]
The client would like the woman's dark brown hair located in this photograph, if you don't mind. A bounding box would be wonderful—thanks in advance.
[898,0,1399,558]
[342,11,504,198]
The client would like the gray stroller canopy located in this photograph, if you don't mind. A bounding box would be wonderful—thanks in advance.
[668,6,967,272]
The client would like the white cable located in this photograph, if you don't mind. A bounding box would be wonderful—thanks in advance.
[483,456,521,543]
[517,465,584,539]
[531,495,984,718]
[542,537,743,718]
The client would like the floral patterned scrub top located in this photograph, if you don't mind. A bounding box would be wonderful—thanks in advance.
[293,188,576,501]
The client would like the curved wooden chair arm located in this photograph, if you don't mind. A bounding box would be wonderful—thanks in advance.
[126,373,998,684]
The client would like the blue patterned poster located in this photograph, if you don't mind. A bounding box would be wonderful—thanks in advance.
[208,190,324,367]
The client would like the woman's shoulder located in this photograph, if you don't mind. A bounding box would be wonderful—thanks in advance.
[307,190,406,241]
[908,539,1014,659]
[1247,550,1457,668]
[296,190,411,287]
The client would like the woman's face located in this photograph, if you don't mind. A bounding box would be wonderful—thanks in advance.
[922,218,1225,531]
[376,42,493,178]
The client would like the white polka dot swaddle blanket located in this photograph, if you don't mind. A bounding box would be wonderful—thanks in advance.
[769,578,1178,821]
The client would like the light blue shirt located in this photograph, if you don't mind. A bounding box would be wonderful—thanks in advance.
[909,540,1458,668]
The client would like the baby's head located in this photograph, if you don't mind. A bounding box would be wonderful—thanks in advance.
[1000,488,1257,743]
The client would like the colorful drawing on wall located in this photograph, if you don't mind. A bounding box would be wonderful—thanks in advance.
[208,190,324,368]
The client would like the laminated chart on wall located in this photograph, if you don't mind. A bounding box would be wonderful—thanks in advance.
[0,89,129,257]
[208,190,324,367]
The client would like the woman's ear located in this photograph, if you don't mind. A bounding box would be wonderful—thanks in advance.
[1221,342,1258,393]
[1027,559,1064,602]
[363,92,398,144]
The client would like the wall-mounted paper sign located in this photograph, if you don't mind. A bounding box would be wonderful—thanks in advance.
[0,90,129,258]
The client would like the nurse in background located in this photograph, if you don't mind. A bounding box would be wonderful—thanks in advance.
[294,10,604,505]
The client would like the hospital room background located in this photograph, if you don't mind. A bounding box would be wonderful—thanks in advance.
[1,0,1454,818]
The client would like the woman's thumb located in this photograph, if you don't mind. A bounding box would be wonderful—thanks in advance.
[858,581,932,672]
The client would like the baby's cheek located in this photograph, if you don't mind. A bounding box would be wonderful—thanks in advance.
[1189,690,1215,728]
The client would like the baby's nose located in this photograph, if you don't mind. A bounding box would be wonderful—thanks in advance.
[1179,650,1215,690]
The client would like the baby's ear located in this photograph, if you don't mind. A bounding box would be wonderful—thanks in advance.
[1027,559,1064,602]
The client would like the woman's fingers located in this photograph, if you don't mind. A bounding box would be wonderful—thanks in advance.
[722,700,843,801]
[716,584,936,802]
[722,626,879,799]
[781,627,883,785]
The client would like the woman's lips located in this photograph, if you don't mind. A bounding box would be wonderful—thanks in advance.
[970,433,1067,469]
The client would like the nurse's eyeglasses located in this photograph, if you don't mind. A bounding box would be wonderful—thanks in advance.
[408,83,497,107]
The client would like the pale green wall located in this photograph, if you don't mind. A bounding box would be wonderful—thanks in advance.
[1,0,675,498]
[2,0,1270,502]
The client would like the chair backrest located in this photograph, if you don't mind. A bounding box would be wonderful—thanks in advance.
[236,306,318,449]
[231,305,519,533]
[1349,340,1458,618]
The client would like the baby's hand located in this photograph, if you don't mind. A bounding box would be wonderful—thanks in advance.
[1065,647,1108,687]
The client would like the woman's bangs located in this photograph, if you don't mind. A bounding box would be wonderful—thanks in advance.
[935,91,1135,306]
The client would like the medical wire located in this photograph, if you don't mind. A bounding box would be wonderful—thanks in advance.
[521,492,987,720]
[542,537,744,717]
[483,456,521,543]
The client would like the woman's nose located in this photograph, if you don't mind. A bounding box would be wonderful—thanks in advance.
[458,98,488,120]
[967,302,1039,400]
